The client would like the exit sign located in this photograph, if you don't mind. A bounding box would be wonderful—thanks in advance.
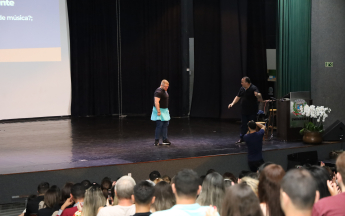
[325,62,333,67]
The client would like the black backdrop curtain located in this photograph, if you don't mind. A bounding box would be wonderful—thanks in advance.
[191,0,268,119]
[67,0,183,117]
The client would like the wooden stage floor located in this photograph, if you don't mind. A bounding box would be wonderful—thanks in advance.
[0,116,310,175]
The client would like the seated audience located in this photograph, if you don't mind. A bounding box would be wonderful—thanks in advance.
[81,180,92,190]
[241,176,259,197]
[151,169,218,216]
[153,178,163,185]
[312,152,345,216]
[280,169,319,216]
[238,170,251,183]
[223,172,238,183]
[220,183,263,216]
[304,165,331,199]
[132,181,156,216]
[162,175,171,184]
[38,186,61,216]
[148,171,161,185]
[223,179,234,189]
[258,164,285,216]
[58,183,86,216]
[60,182,74,206]
[101,177,113,199]
[79,185,106,216]
[197,172,225,214]
[151,181,175,213]
[97,176,136,216]
[25,182,50,216]
[257,162,275,176]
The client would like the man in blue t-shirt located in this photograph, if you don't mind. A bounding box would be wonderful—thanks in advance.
[243,121,265,172]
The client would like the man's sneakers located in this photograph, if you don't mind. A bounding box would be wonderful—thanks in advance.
[162,139,171,145]
[154,139,171,146]
[154,139,159,146]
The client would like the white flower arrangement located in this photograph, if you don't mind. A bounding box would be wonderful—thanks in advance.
[297,104,331,134]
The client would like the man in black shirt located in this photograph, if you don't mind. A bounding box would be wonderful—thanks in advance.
[228,77,263,143]
[151,80,171,146]
[132,181,155,216]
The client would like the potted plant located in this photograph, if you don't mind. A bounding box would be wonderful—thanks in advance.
[299,105,331,144]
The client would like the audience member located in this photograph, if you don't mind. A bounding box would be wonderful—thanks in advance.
[132,181,155,216]
[148,171,161,185]
[258,164,285,216]
[151,181,175,213]
[58,183,86,216]
[162,175,171,184]
[280,169,319,216]
[25,182,50,216]
[221,183,263,216]
[60,182,74,206]
[97,176,136,216]
[206,169,216,175]
[223,179,234,189]
[257,162,275,176]
[81,180,92,190]
[223,172,238,183]
[151,169,218,216]
[197,172,225,214]
[153,178,163,185]
[312,152,345,216]
[241,177,259,196]
[101,177,113,199]
[38,186,61,216]
[81,185,106,216]
[303,165,331,199]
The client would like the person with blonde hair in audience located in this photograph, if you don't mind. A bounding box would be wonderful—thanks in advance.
[258,164,285,216]
[197,172,225,214]
[241,176,259,196]
[75,185,106,216]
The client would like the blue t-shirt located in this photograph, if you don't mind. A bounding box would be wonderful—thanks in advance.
[243,129,264,162]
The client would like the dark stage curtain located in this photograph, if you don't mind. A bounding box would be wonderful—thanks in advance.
[191,0,268,119]
[67,0,183,117]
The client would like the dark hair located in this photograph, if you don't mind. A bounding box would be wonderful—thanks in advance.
[174,169,200,198]
[222,183,262,216]
[149,171,161,181]
[248,121,257,130]
[224,179,233,188]
[258,164,285,216]
[238,170,251,179]
[162,175,171,183]
[44,187,60,209]
[258,162,275,175]
[206,169,216,175]
[101,178,112,199]
[303,165,331,198]
[152,181,175,211]
[223,172,238,183]
[81,180,92,190]
[133,181,155,205]
[38,182,50,194]
[242,76,251,84]
[60,182,74,204]
[281,169,318,210]
[71,183,86,200]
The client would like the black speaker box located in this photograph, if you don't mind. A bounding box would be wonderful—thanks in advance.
[323,120,345,141]
[287,151,318,170]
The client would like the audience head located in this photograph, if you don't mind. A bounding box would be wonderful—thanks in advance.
[173,169,201,200]
[115,176,136,200]
[71,183,86,201]
[44,187,60,208]
[206,169,216,175]
[258,164,285,216]
[151,181,175,212]
[238,170,251,182]
[81,180,92,190]
[83,185,106,216]
[153,178,163,185]
[101,178,112,199]
[222,183,262,216]
[149,171,161,181]
[224,179,234,189]
[303,165,331,198]
[248,121,257,131]
[60,182,74,204]
[133,181,155,206]
[336,151,345,188]
[280,169,319,214]
[258,162,275,175]
[37,182,50,195]
[162,175,171,184]
[197,172,225,213]
[223,172,238,183]
[241,177,259,196]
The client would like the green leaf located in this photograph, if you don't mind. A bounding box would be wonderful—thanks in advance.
[300,128,305,135]
[319,130,324,133]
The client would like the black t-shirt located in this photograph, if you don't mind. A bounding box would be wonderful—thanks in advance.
[153,87,169,108]
[132,212,151,216]
[237,84,259,115]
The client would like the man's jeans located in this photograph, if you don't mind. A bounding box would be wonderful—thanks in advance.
[240,114,257,140]
[155,120,169,140]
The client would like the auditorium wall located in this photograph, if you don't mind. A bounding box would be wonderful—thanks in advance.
[311,0,345,128]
